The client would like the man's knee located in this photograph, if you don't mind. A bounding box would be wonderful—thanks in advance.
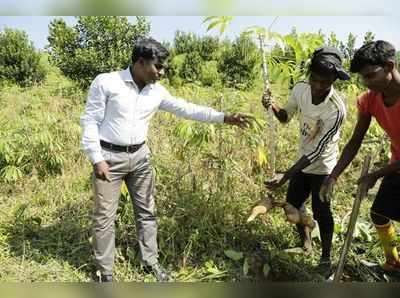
[135,203,156,222]
[93,212,117,231]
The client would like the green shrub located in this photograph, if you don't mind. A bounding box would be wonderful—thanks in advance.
[173,31,199,55]
[166,53,185,87]
[180,51,203,83]
[47,16,150,90]
[218,33,261,90]
[201,60,221,87]
[0,28,46,87]
[168,31,222,87]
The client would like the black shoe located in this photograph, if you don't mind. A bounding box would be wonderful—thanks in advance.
[315,258,332,279]
[145,263,171,282]
[100,274,113,282]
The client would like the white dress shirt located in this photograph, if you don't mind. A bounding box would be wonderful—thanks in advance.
[80,68,225,164]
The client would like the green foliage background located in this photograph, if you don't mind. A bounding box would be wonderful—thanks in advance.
[0,17,397,282]
[0,28,47,87]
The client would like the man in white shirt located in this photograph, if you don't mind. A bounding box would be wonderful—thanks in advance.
[262,47,349,277]
[80,38,252,282]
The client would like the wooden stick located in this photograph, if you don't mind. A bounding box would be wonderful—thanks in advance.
[333,154,372,282]
[257,33,276,176]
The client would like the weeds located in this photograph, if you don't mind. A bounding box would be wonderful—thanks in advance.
[0,67,392,282]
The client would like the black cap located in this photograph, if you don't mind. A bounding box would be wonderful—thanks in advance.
[311,46,350,80]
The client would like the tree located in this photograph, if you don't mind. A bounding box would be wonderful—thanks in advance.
[218,33,261,90]
[180,51,203,83]
[173,31,199,55]
[47,16,150,89]
[340,32,357,60]
[327,31,340,49]
[0,28,46,87]
[168,31,224,87]
[363,31,375,45]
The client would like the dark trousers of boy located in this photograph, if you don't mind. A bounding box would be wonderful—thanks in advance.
[287,171,334,261]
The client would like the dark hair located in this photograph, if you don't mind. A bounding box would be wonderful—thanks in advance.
[350,40,396,73]
[131,38,169,64]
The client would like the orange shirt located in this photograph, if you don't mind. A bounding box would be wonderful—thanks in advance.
[357,90,400,164]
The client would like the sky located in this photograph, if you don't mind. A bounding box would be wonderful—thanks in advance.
[0,0,398,15]
[1,16,400,52]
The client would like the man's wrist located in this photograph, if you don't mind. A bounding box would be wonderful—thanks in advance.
[271,103,280,114]
[93,159,106,167]
[223,112,232,123]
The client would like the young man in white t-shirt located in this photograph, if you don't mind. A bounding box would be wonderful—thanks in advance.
[263,47,349,276]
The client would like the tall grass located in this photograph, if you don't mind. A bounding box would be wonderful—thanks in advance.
[0,66,393,282]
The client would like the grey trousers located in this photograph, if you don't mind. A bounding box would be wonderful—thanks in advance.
[92,144,158,275]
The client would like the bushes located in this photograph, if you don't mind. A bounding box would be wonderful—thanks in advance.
[201,61,221,87]
[218,33,261,90]
[168,31,260,90]
[168,33,221,87]
[0,77,82,183]
[0,28,46,87]
[180,51,203,83]
[47,16,150,89]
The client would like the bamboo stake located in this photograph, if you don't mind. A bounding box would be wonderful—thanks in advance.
[333,154,372,282]
[258,33,276,176]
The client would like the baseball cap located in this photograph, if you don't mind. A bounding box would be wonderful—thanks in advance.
[311,46,350,80]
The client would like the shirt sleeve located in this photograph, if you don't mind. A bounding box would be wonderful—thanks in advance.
[283,84,300,122]
[357,91,371,116]
[304,105,345,164]
[80,74,107,164]
[158,86,225,123]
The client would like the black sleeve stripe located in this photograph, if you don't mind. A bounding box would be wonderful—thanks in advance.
[307,112,342,162]
[305,98,345,162]
[306,96,345,161]
[306,110,343,162]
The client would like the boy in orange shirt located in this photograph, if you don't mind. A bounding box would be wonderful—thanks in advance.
[320,40,400,272]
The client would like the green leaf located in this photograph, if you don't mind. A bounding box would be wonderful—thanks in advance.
[202,16,217,24]
[207,20,221,32]
[256,146,268,166]
[263,263,271,278]
[334,223,342,234]
[220,23,227,34]
[311,223,321,240]
[32,216,42,225]
[224,249,244,261]
[243,257,249,276]
[357,221,372,241]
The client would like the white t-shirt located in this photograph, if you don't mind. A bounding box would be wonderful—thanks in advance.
[284,82,346,175]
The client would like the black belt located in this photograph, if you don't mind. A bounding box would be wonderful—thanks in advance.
[100,140,145,153]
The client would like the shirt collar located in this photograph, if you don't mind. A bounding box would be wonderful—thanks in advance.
[120,67,134,82]
[308,84,335,101]
[120,67,155,90]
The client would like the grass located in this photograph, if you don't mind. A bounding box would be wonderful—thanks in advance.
[0,66,395,282]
